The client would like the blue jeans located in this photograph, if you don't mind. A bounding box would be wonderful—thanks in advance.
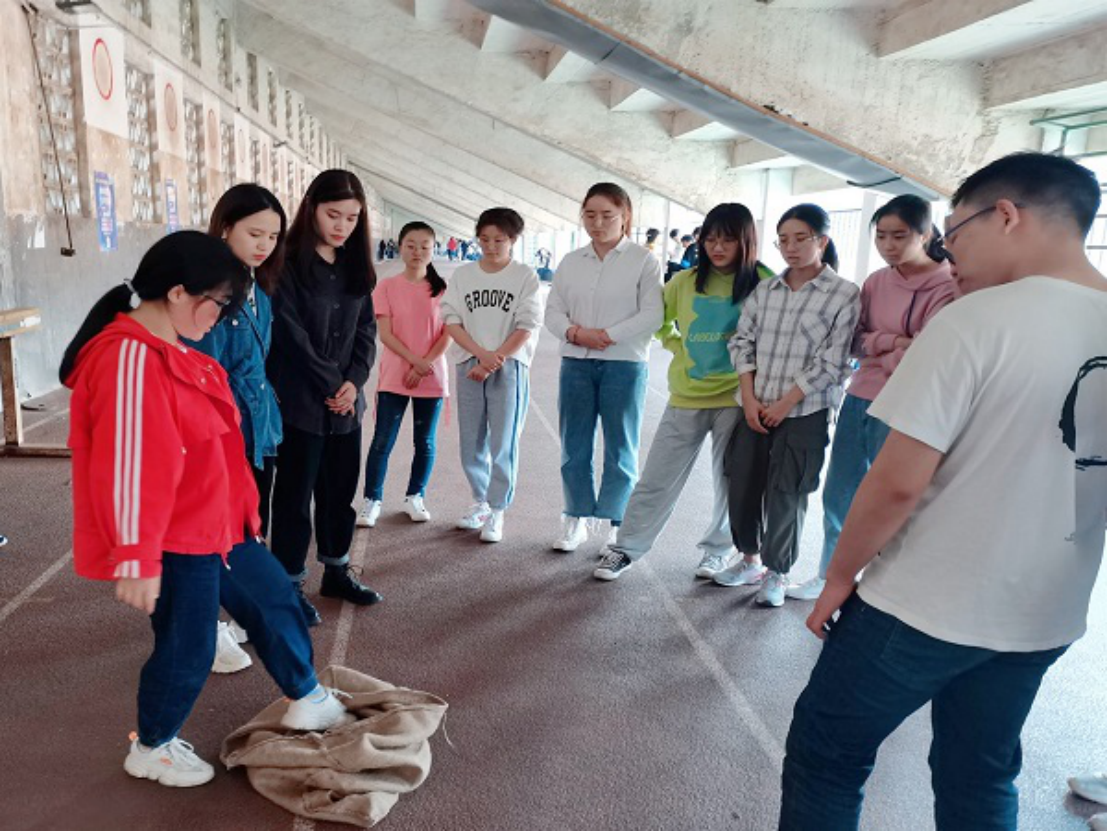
[558,358,648,522]
[819,394,890,577]
[780,594,1067,831]
[363,392,444,501]
[137,540,318,747]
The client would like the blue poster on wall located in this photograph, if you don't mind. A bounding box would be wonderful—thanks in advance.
[165,179,181,233]
[94,171,117,252]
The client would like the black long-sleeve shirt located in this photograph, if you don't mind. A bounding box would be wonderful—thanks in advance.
[268,251,376,436]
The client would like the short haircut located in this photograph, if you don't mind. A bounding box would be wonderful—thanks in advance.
[951,152,1101,235]
[476,207,524,239]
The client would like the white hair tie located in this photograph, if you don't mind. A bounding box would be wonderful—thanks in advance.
[123,279,141,309]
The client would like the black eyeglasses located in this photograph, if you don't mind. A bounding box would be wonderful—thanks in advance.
[938,203,1025,264]
[201,294,233,309]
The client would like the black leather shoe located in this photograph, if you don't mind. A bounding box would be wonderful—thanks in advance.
[294,584,322,627]
[320,566,383,606]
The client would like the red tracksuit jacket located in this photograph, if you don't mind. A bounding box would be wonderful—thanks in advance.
[65,314,261,580]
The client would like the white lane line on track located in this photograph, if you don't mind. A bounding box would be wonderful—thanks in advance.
[22,407,70,434]
[529,395,784,767]
[293,517,371,831]
[0,549,71,626]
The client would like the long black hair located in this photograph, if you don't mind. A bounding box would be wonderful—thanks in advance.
[871,195,948,263]
[777,203,839,271]
[398,221,446,298]
[695,203,763,305]
[285,169,376,296]
[208,183,288,293]
[60,231,247,383]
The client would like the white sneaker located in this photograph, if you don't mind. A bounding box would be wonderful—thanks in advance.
[712,560,767,587]
[356,498,382,528]
[695,550,734,579]
[480,510,504,543]
[403,495,431,522]
[281,686,356,732]
[456,502,492,530]
[756,571,788,607]
[124,735,215,787]
[211,621,252,674]
[785,576,826,601]
[227,620,249,644]
[1070,773,1108,804]
[553,516,590,552]
[1090,813,1107,831]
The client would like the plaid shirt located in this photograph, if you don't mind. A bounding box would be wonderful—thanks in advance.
[728,266,861,417]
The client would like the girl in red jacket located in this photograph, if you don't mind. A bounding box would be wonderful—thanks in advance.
[61,232,351,788]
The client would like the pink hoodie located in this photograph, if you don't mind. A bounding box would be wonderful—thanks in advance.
[848,261,957,401]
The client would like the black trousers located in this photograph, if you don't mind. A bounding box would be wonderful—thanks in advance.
[252,456,275,539]
[270,423,362,583]
[726,408,829,575]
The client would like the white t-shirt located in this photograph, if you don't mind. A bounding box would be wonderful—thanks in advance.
[440,260,545,366]
[859,277,1106,652]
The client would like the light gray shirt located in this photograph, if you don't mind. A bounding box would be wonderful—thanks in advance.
[728,265,860,417]
[441,260,545,366]
[544,238,664,363]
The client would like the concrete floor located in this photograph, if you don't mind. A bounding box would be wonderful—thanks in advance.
[0,263,1104,830]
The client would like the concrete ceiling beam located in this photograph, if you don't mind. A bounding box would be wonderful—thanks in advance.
[984,25,1108,110]
[730,139,791,170]
[669,110,715,139]
[236,5,647,211]
[544,45,597,83]
[877,0,1105,61]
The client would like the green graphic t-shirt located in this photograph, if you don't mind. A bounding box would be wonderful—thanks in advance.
[658,264,773,408]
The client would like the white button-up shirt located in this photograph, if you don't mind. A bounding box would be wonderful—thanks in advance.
[544,238,664,363]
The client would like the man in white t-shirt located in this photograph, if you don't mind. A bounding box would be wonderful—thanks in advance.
[779,152,1107,831]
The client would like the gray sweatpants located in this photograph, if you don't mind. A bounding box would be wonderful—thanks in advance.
[455,357,530,511]
[612,405,740,562]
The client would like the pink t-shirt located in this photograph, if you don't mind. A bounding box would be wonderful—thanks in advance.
[373,275,449,398]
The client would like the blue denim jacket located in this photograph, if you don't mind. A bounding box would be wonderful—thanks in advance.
[188,286,283,469]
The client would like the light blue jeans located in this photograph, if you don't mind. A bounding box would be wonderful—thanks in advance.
[455,357,529,511]
[558,358,648,523]
[819,394,891,577]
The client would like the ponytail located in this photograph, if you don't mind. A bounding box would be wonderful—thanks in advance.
[822,238,840,271]
[426,263,447,298]
[925,223,949,263]
[60,231,247,384]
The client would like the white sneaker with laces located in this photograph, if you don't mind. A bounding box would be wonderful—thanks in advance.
[553,516,590,552]
[403,495,431,522]
[757,571,788,607]
[695,550,734,579]
[1070,773,1108,805]
[281,686,356,732]
[124,735,215,787]
[712,560,767,587]
[211,621,252,674]
[785,576,826,601]
[480,510,505,543]
[356,498,382,528]
[456,502,492,530]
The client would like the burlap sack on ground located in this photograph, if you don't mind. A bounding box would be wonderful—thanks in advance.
[221,665,448,827]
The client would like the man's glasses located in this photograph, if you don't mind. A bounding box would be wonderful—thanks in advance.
[937,203,1025,264]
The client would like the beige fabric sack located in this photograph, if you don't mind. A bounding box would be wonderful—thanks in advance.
[221,665,449,827]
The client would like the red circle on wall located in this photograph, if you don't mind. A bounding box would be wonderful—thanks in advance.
[92,38,113,100]
[164,83,178,131]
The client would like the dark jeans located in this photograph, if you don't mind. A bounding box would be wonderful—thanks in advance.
[270,424,361,582]
[137,541,317,747]
[780,594,1068,831]
[363,392,443,501]
[253,456,275,539]
[726,408,829,573]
